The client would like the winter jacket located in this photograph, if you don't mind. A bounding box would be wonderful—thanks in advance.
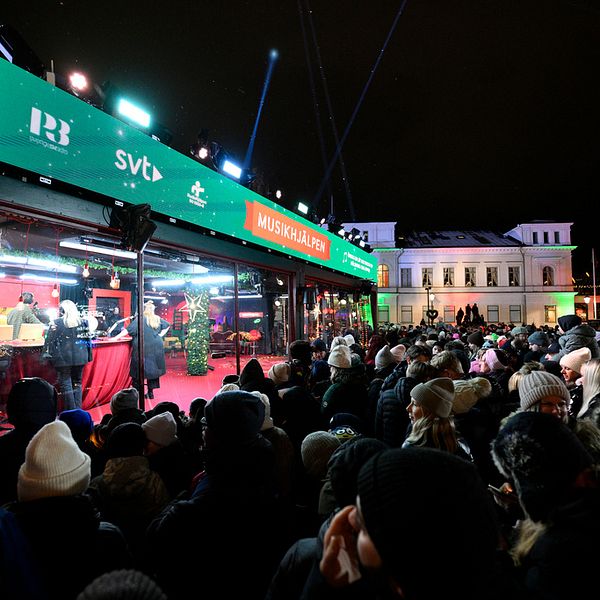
[556,324,600,360]
[44,318,92,368]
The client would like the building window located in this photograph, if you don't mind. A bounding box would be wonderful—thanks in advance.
[532,231,538,244]
[543,231,549,244]
[377,264,389,288]
[400,305,413,324]
[443,267,454,286]
[400,268,412,288]
[422,268,433,287]
[378,304,390,324]
[464,267,476,287]
[444,305,455,322]
[545,305,557,324]
[486,267,498,287]
[554,231,560,244]
[542,266,554,286]
[508,266,520,287]
[509,305,522,323]
[487,305,499,323]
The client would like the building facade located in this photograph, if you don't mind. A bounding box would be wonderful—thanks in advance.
[346,221,576,327]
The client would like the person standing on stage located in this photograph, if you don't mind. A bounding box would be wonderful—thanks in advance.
[114,301,170,399]
[43,299,93,410]
[7,291,43,339]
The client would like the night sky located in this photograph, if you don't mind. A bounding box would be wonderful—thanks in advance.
[2,1,599,274]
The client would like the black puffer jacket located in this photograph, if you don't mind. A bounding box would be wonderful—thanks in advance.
[44,318,92,368]
[557,324,600,360]
[374,376,417,447]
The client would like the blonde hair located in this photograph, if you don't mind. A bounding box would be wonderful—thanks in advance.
[508,361,545,393]
[580,358,600,417]
[143,301,161,330]
[405,414,462,454]
[60,300,81,329]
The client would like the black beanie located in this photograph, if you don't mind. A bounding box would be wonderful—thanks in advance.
[491,412,592,522]
[204,390,265,445]
[557,314,582,332]
[357,447,498,597]
[238,358,265,390]
[104,423,146,459]
[7,377,57,429]
[467,330,484,347]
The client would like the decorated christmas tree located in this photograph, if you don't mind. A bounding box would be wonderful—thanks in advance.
[184,289,210,375]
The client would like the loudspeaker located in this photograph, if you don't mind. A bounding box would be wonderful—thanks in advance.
[110,203,157,252]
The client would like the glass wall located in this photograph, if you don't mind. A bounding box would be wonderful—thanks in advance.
[0,209,291,420]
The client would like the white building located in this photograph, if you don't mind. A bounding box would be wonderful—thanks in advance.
[345,221,575,327]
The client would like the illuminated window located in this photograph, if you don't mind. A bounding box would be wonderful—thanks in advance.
[543,266,554,286]
[545,305,557,323]
[377,264,389,288]
[422,268,433,287]
[400,268,412,288]
[465,267,476,287]
[486,267,498,287]
[443,267,454,286]
[508,266,520,287]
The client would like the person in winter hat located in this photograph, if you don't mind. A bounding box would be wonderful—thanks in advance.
[555,313,600,361]
[77,569,168,600]
[96,387,146,447]
[267,362,291,387]
[327,344,353,369]
[8,421,131,598]
[142,411,178,449]
[0,377,58,505]
[18,420,91,502]
[452,377,492,414]
[374,344,395,371]
[518,370,571,419]
[390,343,406,362]
[301,431,341,481]
[559,347,591,416]
[58,407,94,450]
[408,377,455,418]
[315,447,501,599]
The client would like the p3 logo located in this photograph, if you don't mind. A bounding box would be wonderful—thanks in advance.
[30,107,70,146]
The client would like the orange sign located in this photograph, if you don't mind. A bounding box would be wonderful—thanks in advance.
[244,200,331,261]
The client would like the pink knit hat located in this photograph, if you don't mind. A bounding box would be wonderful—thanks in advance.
[484,348,505,371]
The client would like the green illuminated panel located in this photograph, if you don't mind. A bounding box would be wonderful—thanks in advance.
[0,60,376,280]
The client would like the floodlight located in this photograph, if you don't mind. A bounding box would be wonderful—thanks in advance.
[117,98,151,128]
[69,72,88,92]
[222,160,242,179]
[297,202,309,215]
[275,189,282,199]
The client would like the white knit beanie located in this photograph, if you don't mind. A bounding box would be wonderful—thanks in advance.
[453,377,492,414]
[267,362,291,386]
[343,334,356,347]
[142,411,177,447]
[410,377,455,418]
[519,371,571,411]
[559,347,592,375]
[18,420,91,502]
[375,345,395,370]
[328,344,353,369]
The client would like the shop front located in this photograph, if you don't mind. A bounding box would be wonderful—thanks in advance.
[0,58,376,417]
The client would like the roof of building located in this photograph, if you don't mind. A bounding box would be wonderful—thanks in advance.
[398,230,521,249]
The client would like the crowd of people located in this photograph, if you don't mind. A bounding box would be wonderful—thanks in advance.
[1,313,600,599]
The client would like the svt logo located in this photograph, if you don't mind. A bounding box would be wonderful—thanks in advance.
[30,107,70,146]
[114,148,163,182]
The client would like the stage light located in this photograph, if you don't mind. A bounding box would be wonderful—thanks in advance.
[198,146,208,159]
[117,98,151,128]
[297,202,309,215]
[69,72,88,92]
[270,49,279,60]
[275,189,282,199]
[59,240,138,260]
[222,159,242,179]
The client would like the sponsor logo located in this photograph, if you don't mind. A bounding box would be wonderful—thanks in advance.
[114,148,163,182]
[29,107,70,154]
[187,180,207,208]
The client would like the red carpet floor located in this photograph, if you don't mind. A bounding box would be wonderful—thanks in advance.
[87,353,283,423]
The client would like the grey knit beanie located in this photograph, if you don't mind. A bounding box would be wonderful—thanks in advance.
[518,370,570,411]
[410,377,455,418]
[110,387,139,414]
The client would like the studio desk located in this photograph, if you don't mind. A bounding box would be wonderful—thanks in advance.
[0,337,132,411]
